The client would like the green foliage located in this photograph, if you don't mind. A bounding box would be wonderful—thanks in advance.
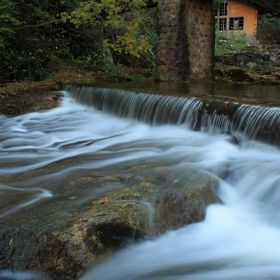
[0,0,157,83]
[257,14,280,45]
[0,0,21,49]
[214,0,225,9]
[0,0,96,82]
[112,8,157,70]
[0,0,22,82]
[0,50,53,82]
[215,27,255,56]
[62,0,158,58]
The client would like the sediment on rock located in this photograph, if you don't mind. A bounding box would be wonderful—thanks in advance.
[0,163,221,279]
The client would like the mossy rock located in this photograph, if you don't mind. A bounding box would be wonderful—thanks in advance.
[0,162,221,279]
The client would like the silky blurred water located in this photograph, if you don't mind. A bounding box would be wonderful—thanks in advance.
[1,92,280,279]
[81,145,280,279]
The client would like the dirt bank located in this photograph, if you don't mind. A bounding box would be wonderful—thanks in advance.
[0,65,95,116]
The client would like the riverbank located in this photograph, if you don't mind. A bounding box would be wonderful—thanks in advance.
[0,62,154,116]
[0,64,94,116]
[0,52,279,116]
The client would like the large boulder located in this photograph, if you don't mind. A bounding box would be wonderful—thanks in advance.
[0,161,220,279]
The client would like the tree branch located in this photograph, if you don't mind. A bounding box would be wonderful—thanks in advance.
[13,19,62,30]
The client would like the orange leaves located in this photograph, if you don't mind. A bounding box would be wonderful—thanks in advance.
[98,197,109,204]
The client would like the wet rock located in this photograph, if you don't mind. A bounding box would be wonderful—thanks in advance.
[215,49,280,85]
[232,51,279,73]
[226,136,239,146]
[233,51,270,66]
[153,168,220,233]
[246,62,257,69]
[0,163,220,279]
[227,68,256,83]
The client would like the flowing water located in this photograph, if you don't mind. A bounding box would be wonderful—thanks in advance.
[1,85,280,279]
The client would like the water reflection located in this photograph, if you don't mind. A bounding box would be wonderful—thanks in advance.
[88,81,280,106]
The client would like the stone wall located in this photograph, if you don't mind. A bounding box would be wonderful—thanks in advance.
[156,0,215,81]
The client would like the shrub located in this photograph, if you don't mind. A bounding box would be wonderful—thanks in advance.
[215,26,256,56]
[257,14,280,45]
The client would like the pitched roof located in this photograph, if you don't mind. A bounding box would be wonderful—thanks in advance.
[234,0,280,14]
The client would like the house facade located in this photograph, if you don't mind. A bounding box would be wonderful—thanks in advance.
[215,0,258,36]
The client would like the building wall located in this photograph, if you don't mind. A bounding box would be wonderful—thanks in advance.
[227,1,258,35]
[218,0,258,37]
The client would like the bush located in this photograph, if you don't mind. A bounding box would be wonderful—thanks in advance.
[215,27,254,56]
[257,14,280,45]
[215,26,257,56]
[0,50,53,83]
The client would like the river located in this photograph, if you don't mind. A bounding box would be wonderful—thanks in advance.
[1,84,280,279]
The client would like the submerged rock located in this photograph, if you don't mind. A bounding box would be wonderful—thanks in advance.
[0,162,220,279]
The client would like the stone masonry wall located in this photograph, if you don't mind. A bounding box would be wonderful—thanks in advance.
[156,0,215,81]
[185,0,215,80]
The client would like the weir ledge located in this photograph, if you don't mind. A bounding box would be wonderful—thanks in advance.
[64,84,280,148]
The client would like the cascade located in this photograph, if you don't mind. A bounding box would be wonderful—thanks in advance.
[65,84,280,147]
[232,105,280,146]
[64,85,202,128]
[2,85,280,279]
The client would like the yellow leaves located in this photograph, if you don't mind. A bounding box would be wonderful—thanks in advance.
[62,0,155,57]
[61,1,102,27]
[106,33,151,58]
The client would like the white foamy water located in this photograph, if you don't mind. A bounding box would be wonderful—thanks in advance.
[1,92,280,279]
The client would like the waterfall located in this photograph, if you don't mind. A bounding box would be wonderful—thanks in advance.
[63,85,202,128]
[64,84,235,134]
[2,87,280,279]
[232,105,280,146]
[64,84,280,147]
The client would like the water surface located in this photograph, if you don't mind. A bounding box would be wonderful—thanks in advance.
[1,87,280,279]
[87,81,280,106]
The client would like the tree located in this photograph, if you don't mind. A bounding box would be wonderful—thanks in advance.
[0,0,158,82]
[0,0,21,49]
[257,14,280,45]
[0,0,90,82]
[0,0,22,82]
[61,0,158,58]
[214,0,225,9]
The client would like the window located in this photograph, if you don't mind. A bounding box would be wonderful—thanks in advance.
[215,2,227,16]
[219,3,227,16]
[229,17,244,30]
[219,18,227,31]
[215,1,245,32]
[215,1,228,30]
